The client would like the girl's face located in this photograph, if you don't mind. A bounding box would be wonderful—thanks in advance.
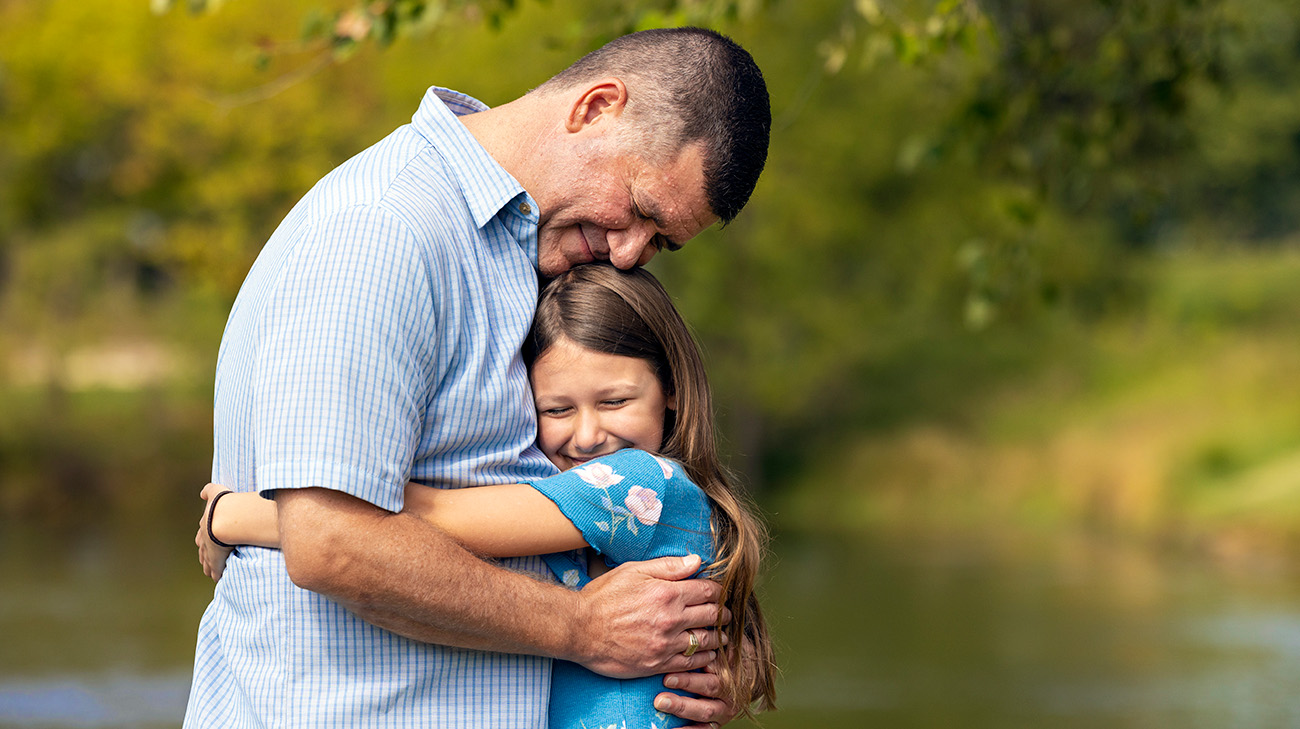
[530,336,675,472]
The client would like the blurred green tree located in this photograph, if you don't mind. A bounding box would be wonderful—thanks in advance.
[2,0,1296,511]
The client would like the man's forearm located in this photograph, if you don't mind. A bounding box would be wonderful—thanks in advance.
[277,487,579,658]
[276,486,728,682]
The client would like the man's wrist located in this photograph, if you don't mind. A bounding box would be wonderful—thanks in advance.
[542,583,587,664]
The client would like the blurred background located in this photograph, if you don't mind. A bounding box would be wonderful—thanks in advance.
[4,0,1300,726]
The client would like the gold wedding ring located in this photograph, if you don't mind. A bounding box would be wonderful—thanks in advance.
[683,629,700,658]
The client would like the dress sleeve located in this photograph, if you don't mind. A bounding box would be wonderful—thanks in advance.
[528,449,714,565]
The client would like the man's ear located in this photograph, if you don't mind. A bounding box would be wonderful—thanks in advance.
[564,77,629,133]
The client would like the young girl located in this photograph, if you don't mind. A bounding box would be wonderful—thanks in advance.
[196,263,778,726]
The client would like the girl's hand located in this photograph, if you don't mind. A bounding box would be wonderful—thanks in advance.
[196,482,234,581]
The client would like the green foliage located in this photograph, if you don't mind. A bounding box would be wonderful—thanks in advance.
[152,0,772,61]
[1176,0,1300,240]
[3,0,1300,518]
[818,0,991,73]
[951,0,1232,231]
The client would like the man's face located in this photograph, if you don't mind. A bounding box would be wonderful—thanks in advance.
[534,141,718,277]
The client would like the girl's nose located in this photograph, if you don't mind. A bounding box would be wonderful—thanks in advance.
[573,411,607,452]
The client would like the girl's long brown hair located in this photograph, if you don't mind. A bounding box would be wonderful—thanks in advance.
[526,263,776,715]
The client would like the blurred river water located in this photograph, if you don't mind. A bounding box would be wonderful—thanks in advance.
[3,518,1300,728]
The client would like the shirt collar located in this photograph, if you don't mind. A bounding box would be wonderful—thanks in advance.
[410,87,536,234]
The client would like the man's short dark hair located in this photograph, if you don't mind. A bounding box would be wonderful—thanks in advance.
[538,27,771,225]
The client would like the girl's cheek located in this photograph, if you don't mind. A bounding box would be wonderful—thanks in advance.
[537,422,563,450]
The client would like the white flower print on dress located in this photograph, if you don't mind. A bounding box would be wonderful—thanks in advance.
[651,455,675,479]
[624,486,663,526]
[575,462,624,489]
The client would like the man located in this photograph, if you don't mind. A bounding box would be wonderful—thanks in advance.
[185,27,770,728]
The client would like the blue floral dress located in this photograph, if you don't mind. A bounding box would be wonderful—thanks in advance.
[528,448,715,729]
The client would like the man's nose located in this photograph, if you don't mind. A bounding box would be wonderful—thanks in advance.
[607,221,657,269]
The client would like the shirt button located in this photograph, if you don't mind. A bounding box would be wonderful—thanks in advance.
[519,202,532,215]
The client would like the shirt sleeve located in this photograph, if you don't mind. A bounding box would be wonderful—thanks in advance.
[528,449,714,565]
[252,205,438,513]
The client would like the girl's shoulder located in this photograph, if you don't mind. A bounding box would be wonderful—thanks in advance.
[569,450,702,498]
[575,448,685,478]
[534,448,714,567]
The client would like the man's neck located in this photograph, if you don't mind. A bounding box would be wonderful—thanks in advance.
[459,94,559,196]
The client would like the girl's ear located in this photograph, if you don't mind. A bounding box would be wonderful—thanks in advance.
[662,392,678,446]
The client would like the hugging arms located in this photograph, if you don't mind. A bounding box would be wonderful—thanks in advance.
[184,26,773,729]
[196,264,776,727]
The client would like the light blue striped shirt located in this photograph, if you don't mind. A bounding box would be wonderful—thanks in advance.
[185,87,561,728]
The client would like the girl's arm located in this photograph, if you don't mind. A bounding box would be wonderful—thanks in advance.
[400,482,586,557]
[200,482,588,577]
[196,483,279,581]
[203,483,280,547]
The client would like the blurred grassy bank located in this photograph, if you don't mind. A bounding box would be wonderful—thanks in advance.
[0,293,224,526]
[4,245,1300,565]
[772,244,1300,562]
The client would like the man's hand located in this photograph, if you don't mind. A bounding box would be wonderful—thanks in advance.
[657,633,761,728]
[657,660,736,729]
[568,555,731,679]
